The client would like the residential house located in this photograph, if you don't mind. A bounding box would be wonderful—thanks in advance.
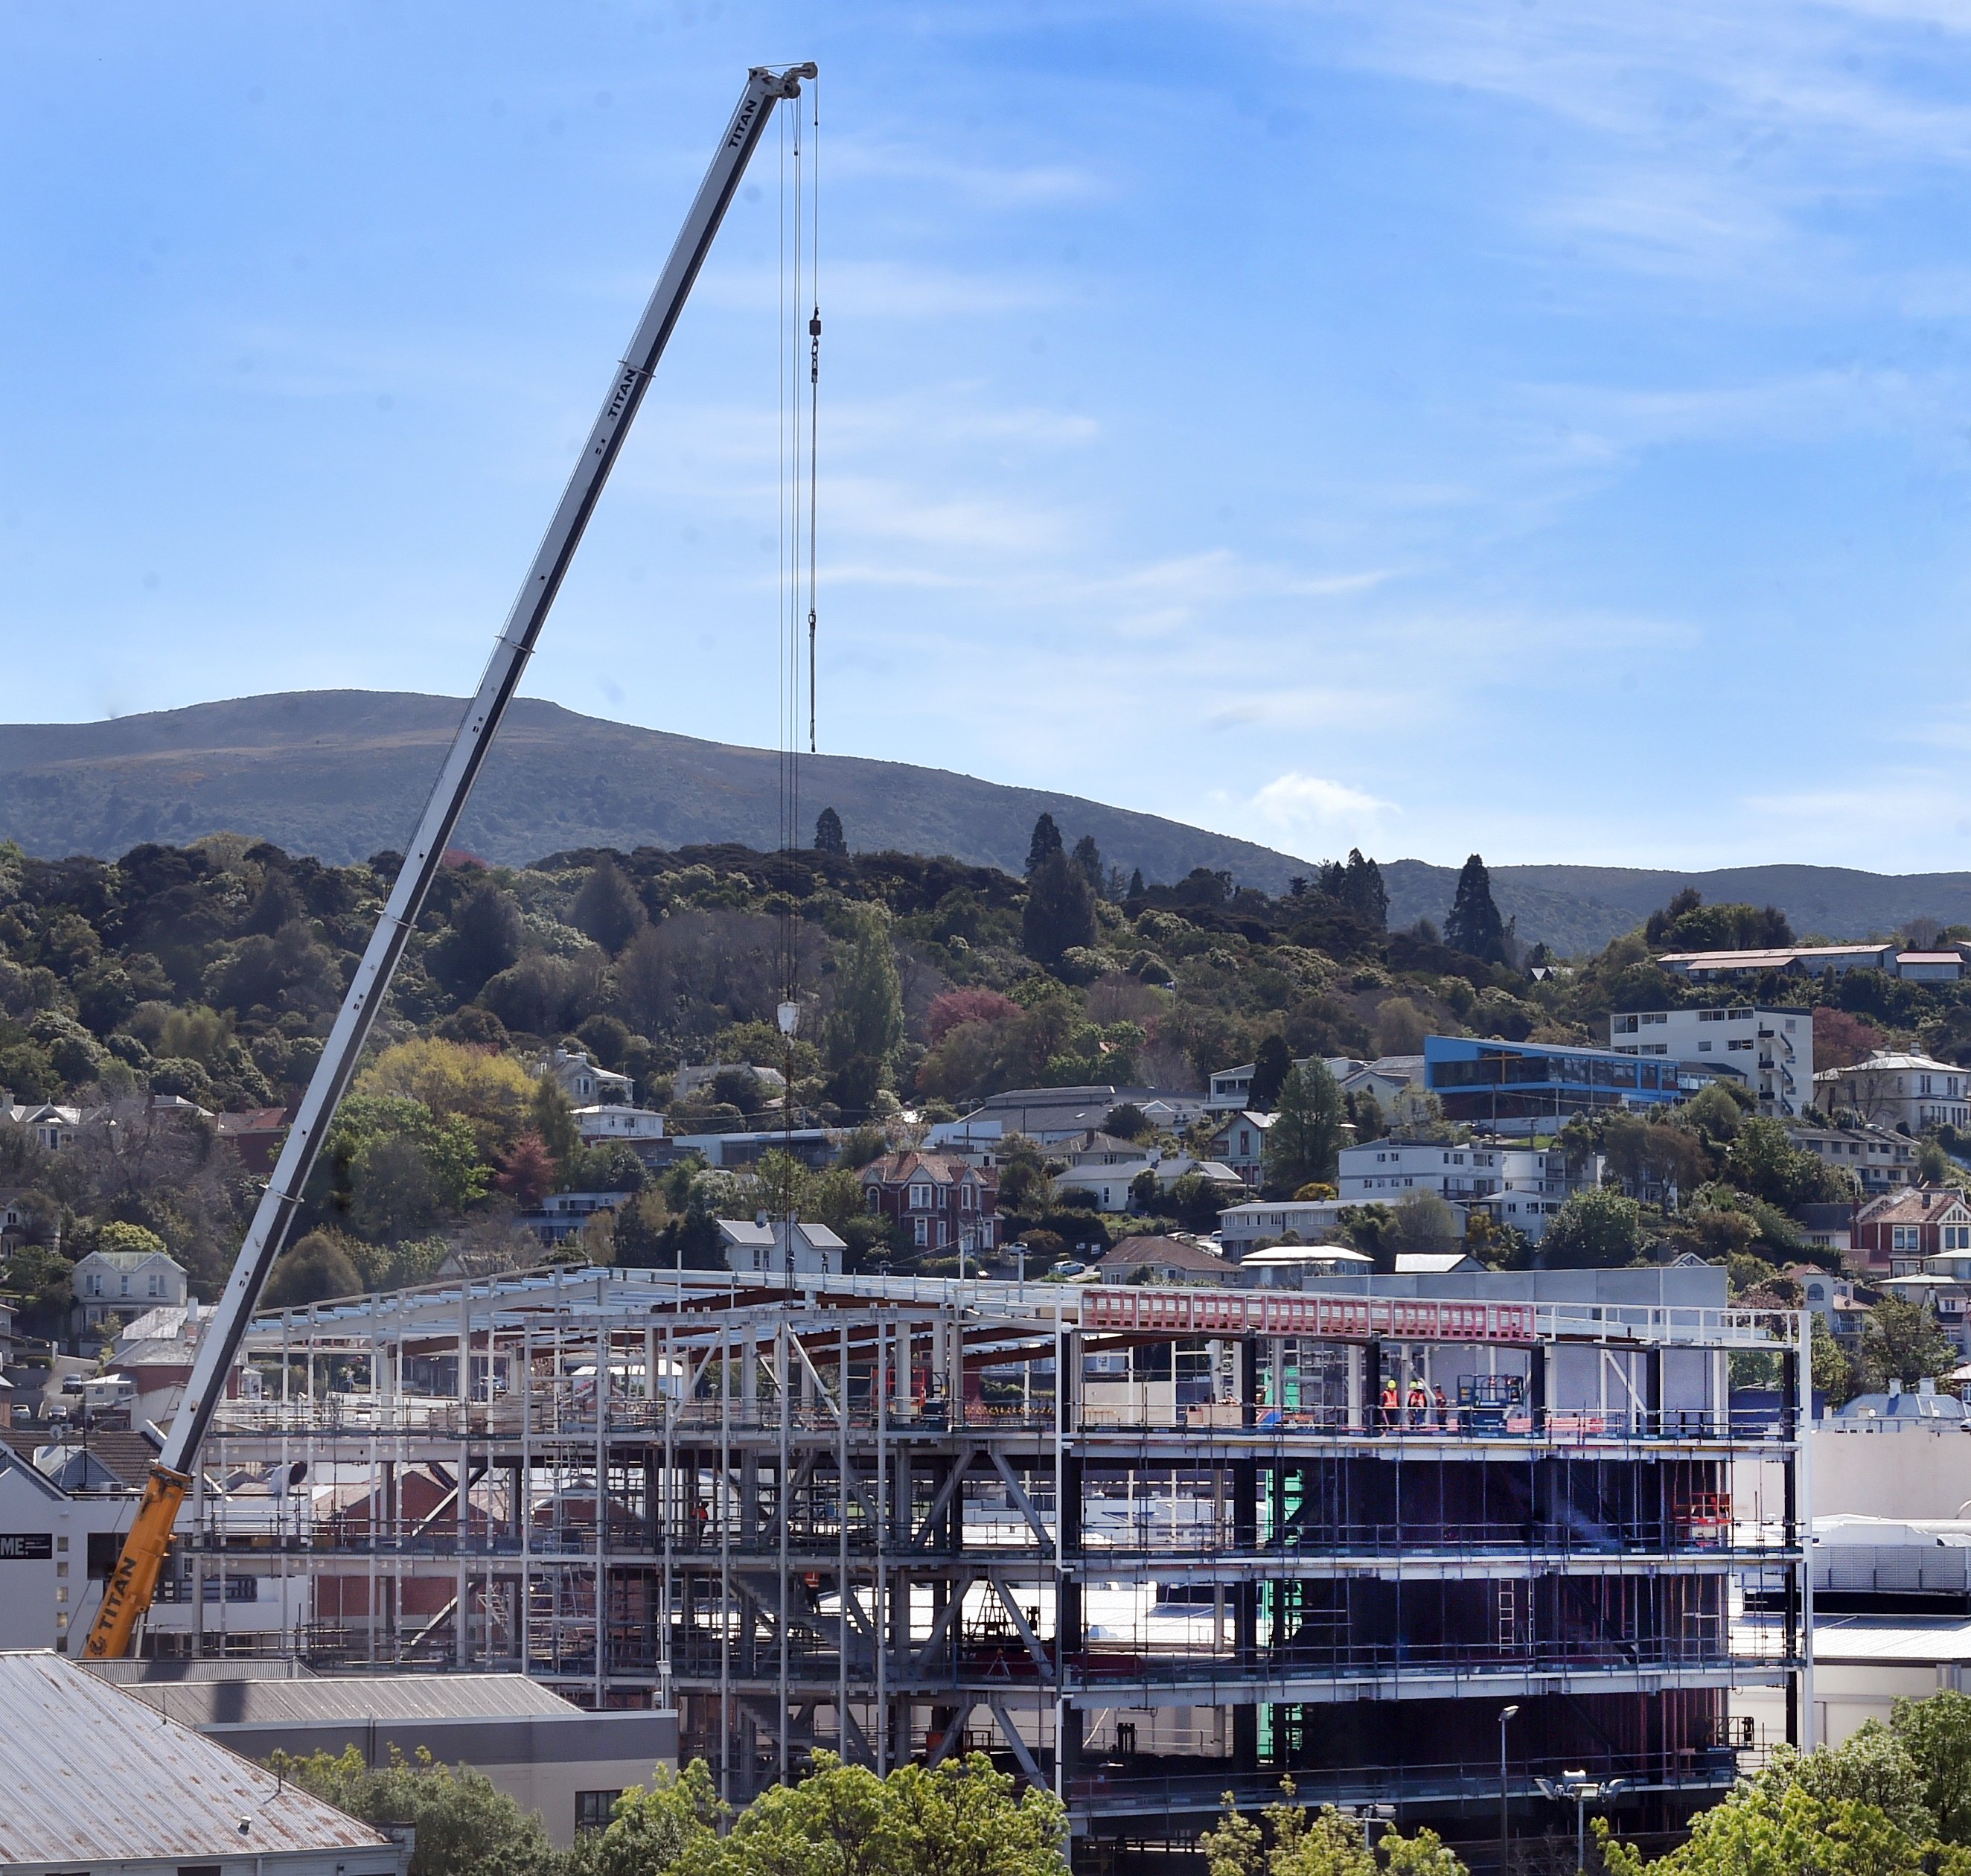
[1207,1062,1262,1111]
[1207,1056,1421,1118]
[1816,1050,1971,1132]
[1090,1234,1245,1285]
[1792,1201,1858,1257]
[0,1196,32,1252]
[573,1104,667,1149]
[540,1045,633,1106]
[1850,1186,1971,1277]
[0,1099,81,1152]
[671,1062,788,1102]
[1337,1138,1603,1244]
[1060,1129,1161,1170]
[1329,1055,1427,1113]
[716,1218,845,1277]
[1607,1006,1812,1119]
[1788,1122,1920,1195]
[1898,951,1967,983]
[521,1191,629,1248]
[71,1246,188,1330]
[215,1105,288,1175]
[668,1126,837,1170]
[1778,1263,1869,1362]
[926,1085,1208,1154]
[860,1151,1000,1254]
[1058,1154,1242,1213]
[1207,1111,1274,1188]
[1217,1196,1361,1260]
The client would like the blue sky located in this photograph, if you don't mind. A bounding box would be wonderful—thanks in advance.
[4,1,1971,874]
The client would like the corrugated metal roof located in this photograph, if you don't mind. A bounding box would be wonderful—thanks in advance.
[0,1651,392,1861]
[1810,1618,1971,1662]
[115,1670,582,1727]
[85,1658,322,1685]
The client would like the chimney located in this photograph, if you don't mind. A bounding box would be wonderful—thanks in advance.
[1921,1376,1938,1397]
[1890,1377,1904,1397]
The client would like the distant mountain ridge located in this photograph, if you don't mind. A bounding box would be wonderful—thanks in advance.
[0,689,1314,894]
[1,690,1966,954]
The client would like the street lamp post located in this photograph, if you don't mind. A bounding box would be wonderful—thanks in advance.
[1498,1705,1520,1873]
[1536,1770,1614,1876]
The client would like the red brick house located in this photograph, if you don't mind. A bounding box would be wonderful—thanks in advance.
[215,1106,287,1175]
[1852,1185,1971,1275]
[860,1152,1000,1254]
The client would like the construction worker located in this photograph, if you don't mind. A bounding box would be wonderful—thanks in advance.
[1381,1376,1399,1432]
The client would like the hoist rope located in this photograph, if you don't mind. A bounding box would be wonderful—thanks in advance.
[773,86,820,1023]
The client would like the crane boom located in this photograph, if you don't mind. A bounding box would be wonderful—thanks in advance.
[84,61,817,1661]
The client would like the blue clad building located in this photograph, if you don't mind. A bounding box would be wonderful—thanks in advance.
[1425,1033,1684,1131]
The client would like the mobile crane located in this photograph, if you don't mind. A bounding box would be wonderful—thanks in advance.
[83,62,817,1661]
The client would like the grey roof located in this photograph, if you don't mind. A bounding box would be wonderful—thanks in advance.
[716,1220,848,1251]
[0,1651,393,1863]
[85,1658,321,1685]
[112,1670,583,1729]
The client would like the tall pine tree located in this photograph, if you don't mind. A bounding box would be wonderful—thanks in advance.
[1443,854,1507,963]
[1026,813,1064,875]
[814,807,847,855]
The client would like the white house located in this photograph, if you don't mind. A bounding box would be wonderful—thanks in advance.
[1058,1155,1242,1213]
[71,1246,188,1328]
[1329,1056,1426,1113]
[1816,1050,1971,1132]
[1337,1140,1603,1243]
[573,1103,666,1145]
[1218,1197,1358,1260]
[540,1045,633,1106]
[716,1218,845,1278]
[0,1100,81,1152]
[1608,1005,1812,1119]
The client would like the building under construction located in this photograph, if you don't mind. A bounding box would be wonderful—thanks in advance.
[152,1263,1807,1868]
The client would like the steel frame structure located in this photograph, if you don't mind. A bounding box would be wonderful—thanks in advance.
[163,1270,1808,1864]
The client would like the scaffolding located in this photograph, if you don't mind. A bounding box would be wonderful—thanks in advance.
[161,1267,1808,1864]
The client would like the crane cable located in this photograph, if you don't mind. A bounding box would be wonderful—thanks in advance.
[774,81,820,1030]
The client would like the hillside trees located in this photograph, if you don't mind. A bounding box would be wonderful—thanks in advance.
[814,807,847,855]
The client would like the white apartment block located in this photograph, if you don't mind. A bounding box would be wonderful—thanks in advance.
[1608,1005,1811,1119]
[1337,1140,1603,1243]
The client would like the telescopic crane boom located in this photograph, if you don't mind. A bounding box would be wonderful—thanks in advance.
[84,62,817,1662]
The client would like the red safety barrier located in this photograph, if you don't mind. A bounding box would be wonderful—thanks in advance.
[1079,1289,1536,1344]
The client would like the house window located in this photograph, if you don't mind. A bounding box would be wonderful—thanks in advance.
[910,1184,931,1209]
[147,1273,163,1298]
[913,1218,928,1247]
[118,1274,130,1296]
[576,1793,622,1834]
[866,1187,881,1212]
[86,1273,101,1297]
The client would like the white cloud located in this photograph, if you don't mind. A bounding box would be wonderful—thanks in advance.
[1245,770,1399,846]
